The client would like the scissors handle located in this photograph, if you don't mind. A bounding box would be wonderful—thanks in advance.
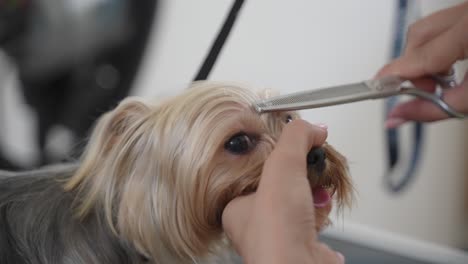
[400,88,465,118]
[431,68,457,89]
[401,68,465,119]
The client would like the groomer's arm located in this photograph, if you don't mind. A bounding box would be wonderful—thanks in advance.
[222,120,344,264]
[377,1,468,127]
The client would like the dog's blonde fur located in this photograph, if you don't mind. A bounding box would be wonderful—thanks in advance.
[1,82,352,264]
[66,83,274,261]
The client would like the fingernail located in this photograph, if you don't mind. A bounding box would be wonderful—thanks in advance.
[385,118,406,128]
[336,252,345,263]
[315,123,328,130]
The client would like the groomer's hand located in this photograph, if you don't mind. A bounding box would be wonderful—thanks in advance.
[377,1,468,128]
[222,120,344,264]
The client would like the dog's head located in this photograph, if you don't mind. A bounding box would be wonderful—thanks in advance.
[65,82,352,262]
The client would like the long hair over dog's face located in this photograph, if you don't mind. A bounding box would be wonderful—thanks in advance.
[64,82,352,263]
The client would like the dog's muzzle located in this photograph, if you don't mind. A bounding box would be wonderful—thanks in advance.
[307,147,326,173]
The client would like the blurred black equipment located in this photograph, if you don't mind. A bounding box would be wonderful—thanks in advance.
[0,0,158,168]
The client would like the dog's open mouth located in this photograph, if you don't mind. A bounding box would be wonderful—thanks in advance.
[306,146,339,208]
[308,166,336,208]
[312,186,333,208]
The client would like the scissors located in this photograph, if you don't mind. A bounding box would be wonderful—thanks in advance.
[254,69,465,119]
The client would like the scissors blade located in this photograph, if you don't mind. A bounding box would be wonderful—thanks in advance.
[254,76,405,113]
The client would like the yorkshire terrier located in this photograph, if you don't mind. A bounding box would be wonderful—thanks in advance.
[0,82,352,263]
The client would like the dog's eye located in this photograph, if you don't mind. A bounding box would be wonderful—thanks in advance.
[224,132,256,155]
[285,114,293,123]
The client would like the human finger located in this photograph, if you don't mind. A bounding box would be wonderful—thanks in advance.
[405,2,468,50]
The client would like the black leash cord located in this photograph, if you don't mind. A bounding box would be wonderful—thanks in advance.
[193,0,245,81]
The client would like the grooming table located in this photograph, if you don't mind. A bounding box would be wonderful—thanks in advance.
[320,222,468,264]
[0,163,78,179]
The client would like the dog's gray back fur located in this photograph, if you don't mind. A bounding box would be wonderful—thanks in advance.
[0,164,146,264]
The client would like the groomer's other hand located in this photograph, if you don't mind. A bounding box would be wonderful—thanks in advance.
[222,120,344,264]
[377,1,468,128]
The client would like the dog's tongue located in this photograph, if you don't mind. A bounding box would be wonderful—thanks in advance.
[312,186,331,208]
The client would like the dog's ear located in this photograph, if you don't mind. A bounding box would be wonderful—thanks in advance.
[65,97,151,217]
[107,98,150,137]
[93,98,151,153]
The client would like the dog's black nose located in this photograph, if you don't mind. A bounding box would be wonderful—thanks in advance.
[307,147,326,172]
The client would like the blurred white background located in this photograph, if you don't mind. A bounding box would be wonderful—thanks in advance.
[1,0,467,250]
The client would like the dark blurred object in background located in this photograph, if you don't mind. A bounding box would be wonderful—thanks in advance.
[0,0,158,169]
